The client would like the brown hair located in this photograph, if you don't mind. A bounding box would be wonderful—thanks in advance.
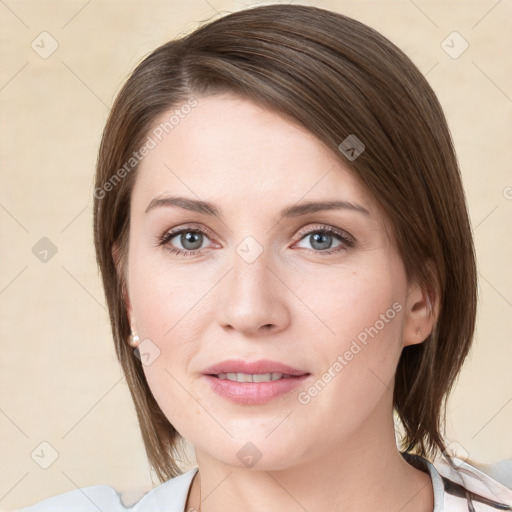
[93,4,477,482]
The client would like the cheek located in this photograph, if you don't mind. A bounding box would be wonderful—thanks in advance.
[301,262,404,354]
[127,246,213,340]
[296,261,406,417]
[141,357,203,439]
[127,252,215,436]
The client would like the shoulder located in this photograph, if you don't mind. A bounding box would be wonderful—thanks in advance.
[433,455,512,511]
[17,467,199,512]
[16,484,126,512]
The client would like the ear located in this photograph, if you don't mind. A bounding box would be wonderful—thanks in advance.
[112,243,135,329]
[402,267,440,347]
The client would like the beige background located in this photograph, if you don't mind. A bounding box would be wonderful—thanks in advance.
[1,0,511,509]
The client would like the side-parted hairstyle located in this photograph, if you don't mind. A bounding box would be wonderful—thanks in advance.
[93,4,477,482]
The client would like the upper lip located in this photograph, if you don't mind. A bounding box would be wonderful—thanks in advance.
[202,359,309,377]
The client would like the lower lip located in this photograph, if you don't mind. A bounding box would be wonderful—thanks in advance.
[203,374,310,405]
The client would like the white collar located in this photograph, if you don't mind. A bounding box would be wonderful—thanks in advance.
[131,454,512,511]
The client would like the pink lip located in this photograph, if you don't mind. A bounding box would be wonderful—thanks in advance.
[201,359,311,405]
[202,358,308,376]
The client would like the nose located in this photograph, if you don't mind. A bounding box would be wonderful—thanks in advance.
[216,245,291,337]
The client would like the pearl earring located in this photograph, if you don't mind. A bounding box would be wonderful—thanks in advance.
[128,331,140,348]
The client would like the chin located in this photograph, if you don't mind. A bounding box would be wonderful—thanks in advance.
[194,433,310,472]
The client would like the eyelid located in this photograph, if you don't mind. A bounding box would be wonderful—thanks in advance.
[159,223,354,241]
[165,223,213,238]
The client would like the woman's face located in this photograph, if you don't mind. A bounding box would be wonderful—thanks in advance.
[125,93,424,470]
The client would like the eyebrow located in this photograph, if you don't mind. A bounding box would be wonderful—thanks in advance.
[145,195,370,219]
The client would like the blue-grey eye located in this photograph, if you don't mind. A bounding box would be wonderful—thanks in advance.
[174,231,205,251]
[158,225,214,256]
[309,232,336,250]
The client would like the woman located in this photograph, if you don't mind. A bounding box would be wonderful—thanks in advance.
[19,4,511,511]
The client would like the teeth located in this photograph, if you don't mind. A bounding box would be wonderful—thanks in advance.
[216,372,285,382]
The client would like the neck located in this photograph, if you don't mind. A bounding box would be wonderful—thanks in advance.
[186,415,434,512]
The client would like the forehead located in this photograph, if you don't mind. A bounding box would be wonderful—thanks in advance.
[132,93,375,217]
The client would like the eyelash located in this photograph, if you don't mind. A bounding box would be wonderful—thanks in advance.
[157,224,355,257]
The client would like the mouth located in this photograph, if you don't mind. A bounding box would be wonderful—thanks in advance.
[201,359,311,405]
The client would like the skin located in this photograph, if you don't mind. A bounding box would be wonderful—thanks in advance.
[122,93,438,511]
